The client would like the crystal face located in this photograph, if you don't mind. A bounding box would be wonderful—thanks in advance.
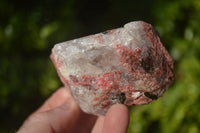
[51,21,174,116]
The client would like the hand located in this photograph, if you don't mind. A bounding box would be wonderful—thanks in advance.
[17,87,129,133]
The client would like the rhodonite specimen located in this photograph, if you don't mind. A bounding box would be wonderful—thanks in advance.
[51,21,174,116]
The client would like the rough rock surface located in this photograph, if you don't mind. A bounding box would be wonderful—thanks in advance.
[51,21,174,116]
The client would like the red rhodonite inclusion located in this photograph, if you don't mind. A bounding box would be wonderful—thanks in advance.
[68,34,173,108]
[69,71,123,108]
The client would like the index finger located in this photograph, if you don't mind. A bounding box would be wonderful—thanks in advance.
[102,104,129,133]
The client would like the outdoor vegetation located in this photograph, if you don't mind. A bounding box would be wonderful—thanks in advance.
[1,0,200,132]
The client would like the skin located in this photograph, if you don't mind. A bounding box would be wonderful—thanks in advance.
[17,87,129,133]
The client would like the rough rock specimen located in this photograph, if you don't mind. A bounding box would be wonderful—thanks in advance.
[51,21,174,116]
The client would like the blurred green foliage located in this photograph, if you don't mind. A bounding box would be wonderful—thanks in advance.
[0,0,200,132]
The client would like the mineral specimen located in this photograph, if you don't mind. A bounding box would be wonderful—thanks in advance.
[51,21,174,116]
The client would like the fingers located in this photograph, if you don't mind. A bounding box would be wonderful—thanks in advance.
[70,111,97,133]
[18,87,130,133]
[102,104,129,133]
[92,104,129,133]
[18,88,81,133]
[92,116,105,133]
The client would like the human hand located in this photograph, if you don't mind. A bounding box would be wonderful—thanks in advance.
[17,87,129,133]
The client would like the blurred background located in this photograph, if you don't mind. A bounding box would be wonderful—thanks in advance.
[1,0,200,132]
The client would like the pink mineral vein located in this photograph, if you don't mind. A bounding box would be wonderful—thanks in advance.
[51,21,174,116]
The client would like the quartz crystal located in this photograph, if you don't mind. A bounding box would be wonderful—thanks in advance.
[51,21,174,116]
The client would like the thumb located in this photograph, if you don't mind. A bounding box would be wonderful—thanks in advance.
[18,97,80,133]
